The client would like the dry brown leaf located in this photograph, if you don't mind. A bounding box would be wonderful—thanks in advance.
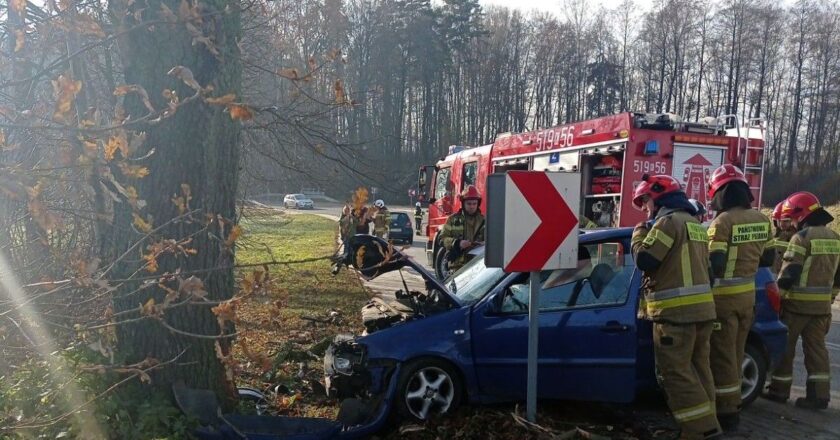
[114,84,155,113]
[73,13,106,38]
[205,93,237,105]
[179,276,207,300]
[225,225,242,247]
[118,163,150,179]
[227,104,253,121]
[133,212,153,233]
[167,65,201,91]
[51,74,82,122]
[104,133,128,161]
[277,68,300,80]
[308,56,318,72]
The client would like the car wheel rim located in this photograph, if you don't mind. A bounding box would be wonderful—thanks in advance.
[404,366,455,420]
[741,352,759,400]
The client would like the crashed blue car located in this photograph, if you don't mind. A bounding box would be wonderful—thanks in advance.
[325,229,787,423]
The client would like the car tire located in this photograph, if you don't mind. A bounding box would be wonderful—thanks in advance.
[741,343,767,407]
[434,247,450,280]
[395,358,463,422]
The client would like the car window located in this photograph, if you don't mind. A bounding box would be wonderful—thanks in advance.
[434,167,452,200]
[462,161,478,189]
[500,242,632,313]
[390,213,409,226]
[446,256,506,305]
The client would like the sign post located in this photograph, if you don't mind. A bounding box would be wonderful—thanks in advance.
[485,171,580,422]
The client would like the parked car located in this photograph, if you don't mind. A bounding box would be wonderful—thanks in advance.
[388,212,414,244]
[284,193,314,209]
[325,229,787,422]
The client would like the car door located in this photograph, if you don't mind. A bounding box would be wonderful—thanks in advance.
[470,239,639,403]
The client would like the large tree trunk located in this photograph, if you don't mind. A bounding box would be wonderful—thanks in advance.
[105,0,241,400]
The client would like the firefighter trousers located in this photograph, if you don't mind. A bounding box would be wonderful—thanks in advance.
[709,293,755,415]
[768,311,832,401]
[654,321,722,440]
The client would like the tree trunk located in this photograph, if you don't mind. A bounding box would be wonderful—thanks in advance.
[106,0,241,401]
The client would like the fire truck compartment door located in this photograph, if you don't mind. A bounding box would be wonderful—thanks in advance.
[533,151,578,172]
[670,144,725,207]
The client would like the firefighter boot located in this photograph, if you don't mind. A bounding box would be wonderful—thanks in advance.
[795,381,830,410]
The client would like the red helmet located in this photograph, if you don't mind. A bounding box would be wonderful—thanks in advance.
[632,174,682,208]
[460,185,481,202]
[771,201,788,221]
[707,164,748,199]
[782,192,821,223]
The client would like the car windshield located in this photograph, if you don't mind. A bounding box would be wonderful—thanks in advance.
[445,255,506,305]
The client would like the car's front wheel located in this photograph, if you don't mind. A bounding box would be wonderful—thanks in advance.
[741,343,767,407]
[396,358,462,422]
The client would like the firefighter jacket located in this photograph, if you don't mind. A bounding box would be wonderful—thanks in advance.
[414,206,423,220]
[372,208,390,235]
[439,210,485,267]
[707,207,772,300]
[778,226,840,315]
[632,209,717,324]
[771,229,795,274]
[579,215,597,229]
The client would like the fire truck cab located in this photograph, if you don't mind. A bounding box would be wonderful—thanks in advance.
[419,112,766,279]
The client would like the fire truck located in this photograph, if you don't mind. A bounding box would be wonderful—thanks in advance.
[418,112,766,279]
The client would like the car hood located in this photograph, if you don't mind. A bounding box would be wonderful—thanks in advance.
[336,235,459,306]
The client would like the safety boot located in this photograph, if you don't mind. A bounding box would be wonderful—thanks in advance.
[794,397,829,410]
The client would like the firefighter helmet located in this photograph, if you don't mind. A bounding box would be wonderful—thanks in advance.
[707,164,748,199]
[771,201,788,220]
[632,174,682,208]
[688,198,707,218]
[782,192,821,223]
[460,185,481,202]
[374,199,385,208]
[416,202,421,207]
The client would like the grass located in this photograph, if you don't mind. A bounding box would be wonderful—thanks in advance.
[232,207,370,418]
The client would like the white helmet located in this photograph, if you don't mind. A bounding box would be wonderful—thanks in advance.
[415,202,421,207]
[374,199,385,208]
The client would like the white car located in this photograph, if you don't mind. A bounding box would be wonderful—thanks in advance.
[283,194,315,209]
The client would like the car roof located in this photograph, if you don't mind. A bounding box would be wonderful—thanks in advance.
[390,211,409,215]
[579,227,633,243]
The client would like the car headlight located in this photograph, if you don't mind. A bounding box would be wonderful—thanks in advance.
[333,357,352,374]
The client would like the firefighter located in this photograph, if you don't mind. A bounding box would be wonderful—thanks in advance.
[579,215,598,229]
[770,201,795,274]
[688,198,707,222]
[338,204,353,241]
[764,192,840,410]
[631,174,722,440]
[372,199,390,239]
[705,164,775,431]
[414,202,423,234]
[439,185,485,274]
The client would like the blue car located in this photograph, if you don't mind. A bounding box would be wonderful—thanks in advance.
[325,229,787,422]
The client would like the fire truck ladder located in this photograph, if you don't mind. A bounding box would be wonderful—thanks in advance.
[717,114,767,205]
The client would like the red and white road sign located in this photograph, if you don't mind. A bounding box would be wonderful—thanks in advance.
[486,171,580,272]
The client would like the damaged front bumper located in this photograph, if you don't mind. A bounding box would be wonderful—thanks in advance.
[323,334,397,402]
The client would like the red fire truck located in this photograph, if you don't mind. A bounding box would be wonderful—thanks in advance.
[418,112,766,279]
